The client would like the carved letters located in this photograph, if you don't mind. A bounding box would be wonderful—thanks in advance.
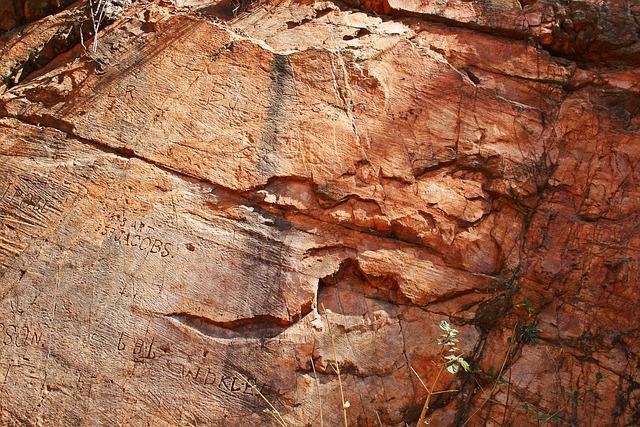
[0,182,50,213]
[114,331,274,399]
[116,331,156,360]
[166,360,272,398]
[102,215,174,257]
[0,322,43,347]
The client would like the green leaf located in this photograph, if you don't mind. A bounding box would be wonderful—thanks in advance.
[446,364,459,374]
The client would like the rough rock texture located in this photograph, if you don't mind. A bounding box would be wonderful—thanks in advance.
[0,0,638,425]
[0,0,76,33]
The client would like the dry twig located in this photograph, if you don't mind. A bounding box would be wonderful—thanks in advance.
[322,305,349,427]
[311,356,324,427]
[236,374,288,427]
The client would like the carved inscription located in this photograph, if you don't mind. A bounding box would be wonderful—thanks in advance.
[0,182,50,213]
[113,331,275,400]
[166,361,272,398]
[75,372,98,398]
[116,331,156,360]
[102,215,174,257]
[0,322,43,347]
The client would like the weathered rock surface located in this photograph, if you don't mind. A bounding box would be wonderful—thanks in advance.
[0,0,638,425]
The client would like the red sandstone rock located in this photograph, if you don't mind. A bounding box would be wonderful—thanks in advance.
[0,0,638,425]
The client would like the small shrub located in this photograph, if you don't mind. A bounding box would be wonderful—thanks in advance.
[416,321,470,426]
[519,323,540,344]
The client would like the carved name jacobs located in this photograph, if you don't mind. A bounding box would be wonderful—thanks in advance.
[102,215,174,257]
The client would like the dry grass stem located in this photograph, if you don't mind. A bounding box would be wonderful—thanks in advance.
[375,411,383,426]
[431,389,459,395]
[310,356,324,427]
[410,366,429,393]
[416,360,445,426]
[322,305,349,427]
[460,342,513,427]
[236,374,288,427]
[501,367,512,426]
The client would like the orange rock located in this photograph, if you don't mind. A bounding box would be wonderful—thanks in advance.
[0,0,638,425]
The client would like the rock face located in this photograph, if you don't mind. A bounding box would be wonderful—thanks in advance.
[0,0,638,425]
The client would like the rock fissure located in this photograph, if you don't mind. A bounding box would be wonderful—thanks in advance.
[0,0,638,425]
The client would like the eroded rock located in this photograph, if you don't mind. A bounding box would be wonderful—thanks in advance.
[0,0,638,425]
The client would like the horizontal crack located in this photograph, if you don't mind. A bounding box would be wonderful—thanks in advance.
[167,312,292,339]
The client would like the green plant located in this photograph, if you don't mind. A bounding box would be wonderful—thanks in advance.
[486,366,496,377]
[522,401,561,424]
[461,327,516,427]
[515,297,538,314]
[519,324,540,344]
[416,321,470,426]
[567,389,580,407]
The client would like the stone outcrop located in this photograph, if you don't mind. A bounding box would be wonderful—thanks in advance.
[0,0,638,425]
